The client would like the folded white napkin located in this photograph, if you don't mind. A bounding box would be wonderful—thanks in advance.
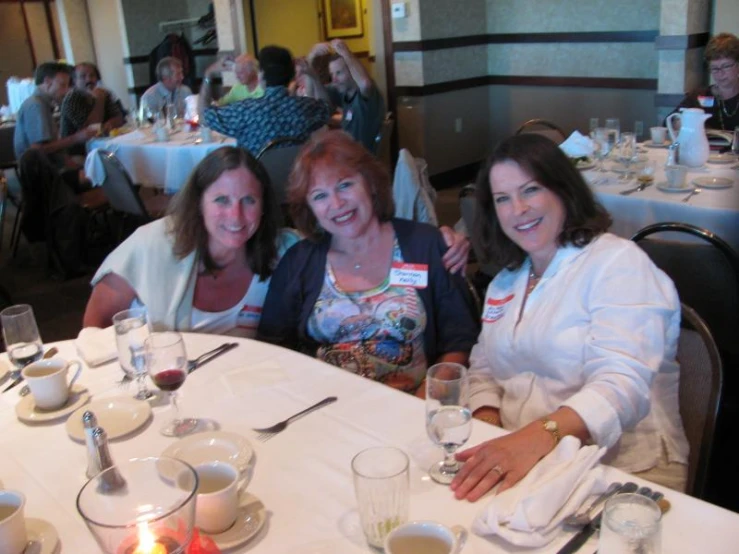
[472,436,607,548]
[75,327,117,367]
[560,131,595,158]
[84,148,106,187]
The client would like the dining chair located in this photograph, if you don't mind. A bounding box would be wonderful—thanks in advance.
[514,118,567,144]
[458,184,501,294]
[677,302,723,499]
[255,136,304,224]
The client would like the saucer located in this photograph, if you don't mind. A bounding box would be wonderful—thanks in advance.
[16,385,90,423]
[692,176,734,189]
[25,517,60,554]
[657,182,693,193]
[66,397,152,441]
[162,431,254,472]
[643,139,671,148]
[201,491,266,550]
[707,152,736,164]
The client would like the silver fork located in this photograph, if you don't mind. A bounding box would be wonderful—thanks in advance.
[253,396,338,442]
[682,187,702,203]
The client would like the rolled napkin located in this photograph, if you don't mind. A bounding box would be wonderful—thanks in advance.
[560,131,595,158]
[75,326,117,367]
[472,436,607,548]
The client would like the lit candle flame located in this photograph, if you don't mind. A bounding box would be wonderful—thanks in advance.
[133,523,166,554]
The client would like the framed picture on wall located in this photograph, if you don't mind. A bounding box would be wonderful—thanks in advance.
[323,0,363,39]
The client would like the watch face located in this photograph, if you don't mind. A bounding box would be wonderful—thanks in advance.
[544,420,557,431]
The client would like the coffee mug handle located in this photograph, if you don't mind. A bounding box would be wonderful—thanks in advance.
[67,361,83,391]
[450,525,468,554]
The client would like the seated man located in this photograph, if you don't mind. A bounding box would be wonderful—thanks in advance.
[308,39,385,152]
[199,45,330,155]
[60,62,124,156]
[14,62,97,170]
[140,57,192,119]
[216,54,264,105]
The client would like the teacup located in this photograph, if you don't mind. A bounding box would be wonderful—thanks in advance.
[0,490,27,554]
[190,462,241,534]
[22,358,82,410]
[664,164,688,189]
[384,521,466,554]
[650,126,668,144]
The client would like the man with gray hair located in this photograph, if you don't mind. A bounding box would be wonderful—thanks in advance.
[216,53,264,105]
[139,57,192,118]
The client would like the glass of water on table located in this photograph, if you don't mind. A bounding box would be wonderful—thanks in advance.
[1,304,43,380]
[425,362,471,485]
[113,308,153,400]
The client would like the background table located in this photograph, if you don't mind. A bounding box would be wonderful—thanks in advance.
[2,334,739,553]
[583,148,739,252]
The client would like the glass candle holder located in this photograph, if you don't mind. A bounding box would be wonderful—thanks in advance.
[76,457,198,554]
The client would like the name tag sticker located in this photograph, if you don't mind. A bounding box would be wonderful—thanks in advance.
[482,294,515,323]
[389,262,428,288]
[698,95,715,108]
[237,305,262,328]
[345,109,353,121]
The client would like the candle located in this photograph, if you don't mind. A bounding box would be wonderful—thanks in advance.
[133,523,166,554]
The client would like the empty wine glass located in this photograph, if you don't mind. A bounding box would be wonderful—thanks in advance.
[605,118,621,144]
[145,332,199,437]
[113,308,153,400]
[1,304,43,380]
[592,127,614,173]
[425,362,471,485]
[589,117,600,137]
[616,132,638,182]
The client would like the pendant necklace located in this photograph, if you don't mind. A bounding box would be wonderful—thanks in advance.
[527,267,541,294]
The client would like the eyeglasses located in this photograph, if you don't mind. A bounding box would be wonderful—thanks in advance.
[709,62,737,74]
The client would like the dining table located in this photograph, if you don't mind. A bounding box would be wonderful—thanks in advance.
[86,127,237,193]
[582,146,739,253]
[2,333,739,553]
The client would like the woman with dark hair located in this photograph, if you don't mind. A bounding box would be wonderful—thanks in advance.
[669,32,739,130]
[450,134,688,501]
[257,131,479,395]
[83,146,297,336]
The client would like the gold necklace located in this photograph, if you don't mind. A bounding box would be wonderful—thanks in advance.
[527,267,541,294]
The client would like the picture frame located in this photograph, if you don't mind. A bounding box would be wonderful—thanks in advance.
[323,0,364,39]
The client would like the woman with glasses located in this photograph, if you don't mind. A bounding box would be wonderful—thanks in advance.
[668,33,739,131]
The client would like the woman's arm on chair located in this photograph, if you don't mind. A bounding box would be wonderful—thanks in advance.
[83,272,138,328]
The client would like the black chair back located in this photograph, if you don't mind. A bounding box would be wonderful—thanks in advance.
[255,137,304,209]
[514,118,567,144]
[98,150,149,218]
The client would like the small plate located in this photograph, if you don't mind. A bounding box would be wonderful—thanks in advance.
[643,139,671,148]
[15,385,90,424]
[202,491,266,550]
[25,517,60,554]
[707,153,736,164]
[162,431,254,472]
[657,182,693,193]
[692,176,734,189]
[66,397,152,442]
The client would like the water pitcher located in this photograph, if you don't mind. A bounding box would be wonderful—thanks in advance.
[665,108,711,167]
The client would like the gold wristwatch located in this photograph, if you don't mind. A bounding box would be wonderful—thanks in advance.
[541,419,561,445]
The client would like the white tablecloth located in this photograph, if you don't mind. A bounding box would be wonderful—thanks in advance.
[86,129,236,193]
[2,334,739,553]
[583,148,739,253]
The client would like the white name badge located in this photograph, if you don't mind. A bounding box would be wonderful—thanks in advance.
[389,262,428,288]
[482,294,514,323]
[345,109,353,121]
[237,305,262,329]
[698,95,715,108]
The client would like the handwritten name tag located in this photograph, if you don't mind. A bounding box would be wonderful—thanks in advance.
[237,304,262,329]
[389,262,428,288]
[698,95,715,108]
[482,294,514,323]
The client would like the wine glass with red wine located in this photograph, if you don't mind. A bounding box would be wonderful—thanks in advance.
[1,304,43,380]
[145,332,199,437]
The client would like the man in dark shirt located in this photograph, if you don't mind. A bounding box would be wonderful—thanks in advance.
[199,46,330,155]
[308,39,385,153]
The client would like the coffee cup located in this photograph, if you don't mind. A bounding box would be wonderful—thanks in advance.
[665,164,688,188]
[0,490,27,554]
[22,358,82,410]
[191,462,241,534]
[650,126,668,144]
[384,521,466,554]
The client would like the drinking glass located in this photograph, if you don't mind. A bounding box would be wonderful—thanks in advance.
[616,132,638,182]
[592,127,614,172]
[634,120,644,142]
[605,118,620,144]
[425,362,471,485]
[599,493,662,554]
[146,332,199,437]
[351,446,409,548]
[732,126,739,161]
[637,159,656,187]
[589,117,600,137]
[1,304,43,379]
[113,308,153,400]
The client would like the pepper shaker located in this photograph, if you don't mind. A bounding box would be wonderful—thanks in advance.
[92,427,127,493]
[83,411,101,479]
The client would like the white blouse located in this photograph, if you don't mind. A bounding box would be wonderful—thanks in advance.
[468,233,689,473]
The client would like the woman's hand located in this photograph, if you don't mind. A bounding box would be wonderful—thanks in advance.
[439,226,470,274]
[450,424,554,502]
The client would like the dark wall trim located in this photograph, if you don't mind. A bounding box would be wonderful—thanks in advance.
[124,48,219,65]
[655,93,685,107]
[428,160,482,190]
[655,32,710,50]
[396,75,657,97]
[394,30,658,52]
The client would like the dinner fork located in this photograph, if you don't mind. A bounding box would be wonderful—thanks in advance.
[253,396,338,441]
[682,187,701,203]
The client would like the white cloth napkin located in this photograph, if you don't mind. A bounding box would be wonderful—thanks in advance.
[75,327,117,367]
[84,148,106,187]
[560,131,595,158]
[472,436,607,548]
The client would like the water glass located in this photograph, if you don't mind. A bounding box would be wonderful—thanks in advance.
[113,308,152,400]
[634,120,644,141]
[592,127,613,172]
[352,446,409,548]
[605,118,621,144]
[599,493,662,554]
[732,126,739,160]
[616,132,638,182]
[589,117,599,137]
[1,304,43,378]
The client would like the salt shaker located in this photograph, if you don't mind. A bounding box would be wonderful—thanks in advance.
[92,427,127,493]
[83,411,101,478]
[667,141,680,165]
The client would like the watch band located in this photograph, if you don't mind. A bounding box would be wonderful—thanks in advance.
[541,419,561,445]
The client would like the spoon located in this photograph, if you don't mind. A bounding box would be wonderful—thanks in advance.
[564,482,623,527]
[682,187,701,203]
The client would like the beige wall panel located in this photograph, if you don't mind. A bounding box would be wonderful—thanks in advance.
[658,49,688,93]
[391,0,421,41]
[86,0,130,110]
[25,3,57,63]
[397,95,426,158]
[419,0,486,40]
[423,45,488,84]
[0,4,36,106]
[253,0,320,56]
[56,0,95,64]
[686,0,712,34]
[713,0,739,35]
[394,51,424,86]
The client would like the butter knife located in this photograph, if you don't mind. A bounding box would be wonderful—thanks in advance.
[556,482,638,554]
[2,347,59,393]
[187,342,238,374]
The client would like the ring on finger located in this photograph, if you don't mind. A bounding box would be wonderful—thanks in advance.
[492,464,504,477]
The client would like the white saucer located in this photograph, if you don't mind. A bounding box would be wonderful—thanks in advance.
[66,397,152,441]
[657,182,693,193]
[201,491,266,550]
[162,431,254,472]
[16,385,90,424]
[707,153,736,164]
[692,176,734,189]
[0,359,9,383]
[643,139,671,148]
[25,517,60,554]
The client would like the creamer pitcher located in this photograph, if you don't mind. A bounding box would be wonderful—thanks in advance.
[666,108,711,167]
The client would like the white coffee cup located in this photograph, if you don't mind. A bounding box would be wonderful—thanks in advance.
[0,490,28,554]
[192,462,241,534]
[665,164,688,188]
[21,358,82,410]
[650,126,668,144]
[384,520,466,554]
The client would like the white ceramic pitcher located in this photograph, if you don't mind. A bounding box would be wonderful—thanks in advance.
[665,108,711,167]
